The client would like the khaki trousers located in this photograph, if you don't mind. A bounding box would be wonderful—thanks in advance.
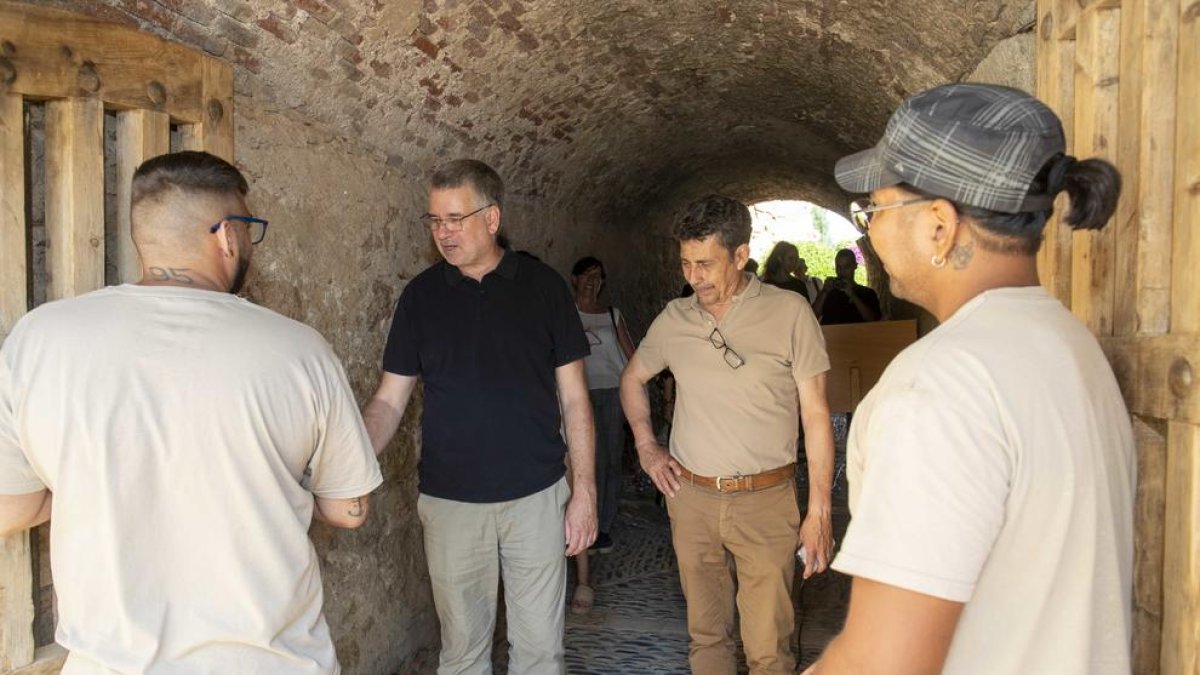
[417,478,569,675]
[666,478,801,675]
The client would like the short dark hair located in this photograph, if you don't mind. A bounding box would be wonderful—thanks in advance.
[900,154,1121,256]
[673,195,751,253]
[571,256,604,278]
[430,159,504,210]
[131,151,247,209]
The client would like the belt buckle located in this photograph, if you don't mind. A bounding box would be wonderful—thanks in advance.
[715,475,741,493]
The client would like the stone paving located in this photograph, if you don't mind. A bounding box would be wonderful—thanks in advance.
[494,416,854,674]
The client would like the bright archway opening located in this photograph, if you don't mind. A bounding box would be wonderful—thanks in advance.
[748,200,867,285]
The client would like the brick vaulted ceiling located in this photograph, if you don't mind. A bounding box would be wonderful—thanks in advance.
[66,0,1032,215]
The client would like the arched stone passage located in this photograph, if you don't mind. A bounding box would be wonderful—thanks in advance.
[28,1,1034,671]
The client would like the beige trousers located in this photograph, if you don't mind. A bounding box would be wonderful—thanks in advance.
[666,478,801,675]
[417,478,569,675]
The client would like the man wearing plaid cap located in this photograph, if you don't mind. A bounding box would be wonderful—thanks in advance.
[806,83,1133,674]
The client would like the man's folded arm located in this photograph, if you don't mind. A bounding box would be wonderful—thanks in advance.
[0,489,52,537]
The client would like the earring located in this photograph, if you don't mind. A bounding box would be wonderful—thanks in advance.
[931,254,947,269]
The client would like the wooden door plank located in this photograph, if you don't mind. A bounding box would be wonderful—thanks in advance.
[178,58,234,162]
[1131,0,1180,337]
[0,93,24,341]
[1070,5,1120,335]
[1035,0,1076,305]
[115,109,169,284]
[1172,0,1200,333]
[45,97,104,301]
[1112,0,1142,338]
[1162,420,1200,673]
[0,531,34,670]
[1100,333,1200,424]
[1133,414,1167,675]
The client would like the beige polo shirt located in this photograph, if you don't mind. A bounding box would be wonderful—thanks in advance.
[637,275,829,476]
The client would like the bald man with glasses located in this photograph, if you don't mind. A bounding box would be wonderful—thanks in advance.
[363,159,597,675]
[620,195,835,675]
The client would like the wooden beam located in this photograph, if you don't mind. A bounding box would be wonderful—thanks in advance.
[1070,5,1120,336]
[0,3,207,123]
[1035,0,1076,305]
[0,92,23,341]
[178,58,234,161]
[45,97,104,301]
[1162,420,1200,673]
[115,109,169,284]
[1101,333,1200,425]
[1132,414,1167,675]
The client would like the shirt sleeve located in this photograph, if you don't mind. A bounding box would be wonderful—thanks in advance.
[831,384,1010,602]
[307,345,385,499]
[0,352,46,495]
[790,301,830,383]
[549,274,590,367]
[381,286,420,376]
[633,310,670,377]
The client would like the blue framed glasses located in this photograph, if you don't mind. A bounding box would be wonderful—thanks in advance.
[210,215,269,245]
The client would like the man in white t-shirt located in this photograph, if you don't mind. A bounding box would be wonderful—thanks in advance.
[806,84,1134,674]
[0,151,383,674]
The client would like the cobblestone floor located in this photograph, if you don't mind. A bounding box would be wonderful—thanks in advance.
[492,416,854,674]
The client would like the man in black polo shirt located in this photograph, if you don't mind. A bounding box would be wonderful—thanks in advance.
[363,159,597,675]
[813,248,882,324]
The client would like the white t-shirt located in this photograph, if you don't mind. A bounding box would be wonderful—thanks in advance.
[832,287,1134,674]
[0,285,383,675]
[578,307,627,390]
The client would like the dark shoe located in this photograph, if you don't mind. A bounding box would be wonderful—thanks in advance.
[589,532,614,555]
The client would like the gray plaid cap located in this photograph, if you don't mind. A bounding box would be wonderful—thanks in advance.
[834,83,1066,214]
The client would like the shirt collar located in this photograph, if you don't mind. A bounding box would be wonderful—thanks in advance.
[681,272,761,309]
[441,250,520,286]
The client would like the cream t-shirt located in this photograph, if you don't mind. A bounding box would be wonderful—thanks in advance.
[832,286,1134,674]
[0,285,383,675]
[636,275,829,476]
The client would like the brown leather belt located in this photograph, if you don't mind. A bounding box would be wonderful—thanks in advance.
[678,463,796,493]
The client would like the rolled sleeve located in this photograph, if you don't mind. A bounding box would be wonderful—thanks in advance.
[308,347,384,499]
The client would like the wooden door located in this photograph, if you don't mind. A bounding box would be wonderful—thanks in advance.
[0,3,233,671]
[1036,0,1198,672]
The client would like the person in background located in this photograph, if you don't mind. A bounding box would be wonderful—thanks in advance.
[796,257,822,302]
[761,241,812,301]
[812,248,881,324]
[806,83,1133,675]
[744,258,760,276]
[569,256,636,612]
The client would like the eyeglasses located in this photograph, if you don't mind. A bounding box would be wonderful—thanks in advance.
[209,215,268,244]
[420,203,493,233]
[709,327,745,369]
[848,198,934,233]
[585,329,602,346]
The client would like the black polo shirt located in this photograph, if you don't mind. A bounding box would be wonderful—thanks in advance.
[382,252,590,502]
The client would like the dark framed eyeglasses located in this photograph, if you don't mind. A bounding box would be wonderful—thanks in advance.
[584,329,602,347]
[209,215,269,245]
[848,198,934,233]
[420,203,493,233]
[709,327,745,369]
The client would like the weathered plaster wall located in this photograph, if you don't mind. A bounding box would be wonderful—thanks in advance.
[34,0,1035,671]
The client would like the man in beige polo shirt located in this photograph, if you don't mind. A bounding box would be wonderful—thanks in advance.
[621,195,835,674]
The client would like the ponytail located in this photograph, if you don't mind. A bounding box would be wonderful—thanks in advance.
[1060,158,1122,231]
